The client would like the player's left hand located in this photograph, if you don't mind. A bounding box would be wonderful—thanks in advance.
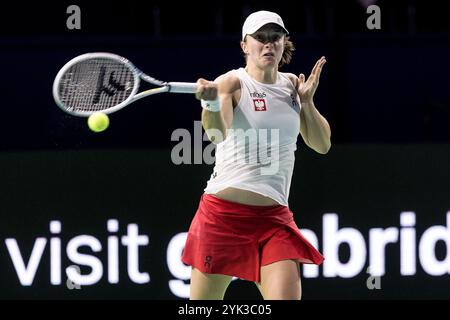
[297,56,326,103]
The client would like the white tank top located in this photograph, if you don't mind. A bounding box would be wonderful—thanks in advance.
[204,68,301,206]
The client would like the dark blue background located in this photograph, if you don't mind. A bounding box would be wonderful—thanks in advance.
[0,0,449,300]
[0,0,449,150]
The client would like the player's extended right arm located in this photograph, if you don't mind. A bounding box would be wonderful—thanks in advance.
[196,74,240,144]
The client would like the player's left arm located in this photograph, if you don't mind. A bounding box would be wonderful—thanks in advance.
[287,56,331,154]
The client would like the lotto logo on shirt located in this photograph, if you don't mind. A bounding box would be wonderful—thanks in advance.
[253,99,267,111]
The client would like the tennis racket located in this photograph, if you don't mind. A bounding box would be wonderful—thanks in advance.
[52,52,198,116]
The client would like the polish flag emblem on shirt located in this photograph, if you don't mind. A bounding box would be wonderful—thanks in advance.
[253,99,267,111]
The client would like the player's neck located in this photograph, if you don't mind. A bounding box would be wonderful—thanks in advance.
[245,64,278,84]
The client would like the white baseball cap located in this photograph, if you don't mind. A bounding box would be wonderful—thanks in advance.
[242,10,289,40]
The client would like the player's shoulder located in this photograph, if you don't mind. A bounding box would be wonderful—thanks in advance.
[215,71,241,93]
[280,72,299,88]
[215,70,240,84]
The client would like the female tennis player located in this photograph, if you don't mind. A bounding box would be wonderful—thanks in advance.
[182,10,331,300]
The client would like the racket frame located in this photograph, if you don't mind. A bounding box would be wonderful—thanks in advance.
[53,52,197,117]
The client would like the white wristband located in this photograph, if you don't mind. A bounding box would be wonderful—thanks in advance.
[201,98,221,112]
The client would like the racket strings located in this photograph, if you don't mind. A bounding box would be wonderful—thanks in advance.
[58,58,135,113]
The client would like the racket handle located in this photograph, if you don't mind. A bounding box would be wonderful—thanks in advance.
[168,82,198,94]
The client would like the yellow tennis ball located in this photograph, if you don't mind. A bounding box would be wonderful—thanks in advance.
[88,112,110,132]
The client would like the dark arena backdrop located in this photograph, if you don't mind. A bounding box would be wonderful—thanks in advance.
[0,0,449,300]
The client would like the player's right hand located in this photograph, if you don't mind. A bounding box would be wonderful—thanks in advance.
[196,78,218,101]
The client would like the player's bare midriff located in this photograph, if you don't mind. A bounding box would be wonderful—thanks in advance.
[213,187,279,206]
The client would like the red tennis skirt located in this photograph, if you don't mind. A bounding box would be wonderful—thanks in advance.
[181,193,324,282]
